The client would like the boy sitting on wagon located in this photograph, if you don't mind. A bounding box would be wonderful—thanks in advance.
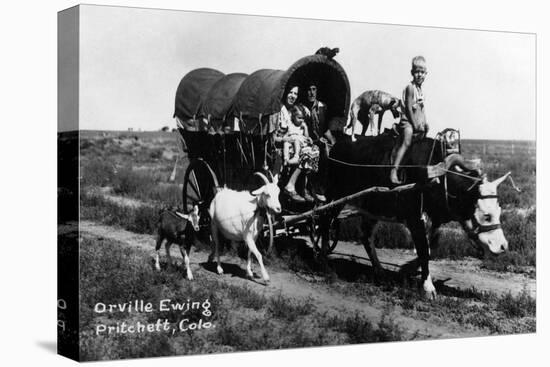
[390,55,429,184]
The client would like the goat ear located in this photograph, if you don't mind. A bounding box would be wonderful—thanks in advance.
[192,205,199,214]
[175,211,190,220]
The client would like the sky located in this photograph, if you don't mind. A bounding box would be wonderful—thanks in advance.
[74,4,536,140]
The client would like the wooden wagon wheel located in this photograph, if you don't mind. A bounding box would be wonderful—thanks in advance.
[246,171,275,255]
[182,158,219,225]
[310,217,340,254]
[257,212,274,255]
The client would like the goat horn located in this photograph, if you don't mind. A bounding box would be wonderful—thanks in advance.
[254,172,270,185]
[444,154,480,172]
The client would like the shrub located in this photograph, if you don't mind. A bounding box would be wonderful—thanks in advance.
[431,225,478,260]
[149,148,163,160]
[325,311,406,343]
[81,159,115,187]
[372,222,411,249]
[496,289,536,318]
[267,293,315,322]
[112,166,158,197]
[81,192,161,234]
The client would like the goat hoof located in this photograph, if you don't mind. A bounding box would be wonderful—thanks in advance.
[422,276,437,300]
[217,266,224,275]
[424,289,437,300]
[155,264,161,272]
[187,273,194,281]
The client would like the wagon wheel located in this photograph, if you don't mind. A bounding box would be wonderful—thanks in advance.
[246,171,275,255]
[182,159,219,229]
[310,217,340,254]
[258,213,274,255]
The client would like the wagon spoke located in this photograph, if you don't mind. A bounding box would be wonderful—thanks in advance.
[189,171,202,198]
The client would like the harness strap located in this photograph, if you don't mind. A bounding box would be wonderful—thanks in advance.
[476,223,502,233]
[479,194,499,199]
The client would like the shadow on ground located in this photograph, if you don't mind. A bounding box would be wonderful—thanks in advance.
[273,236,490,299]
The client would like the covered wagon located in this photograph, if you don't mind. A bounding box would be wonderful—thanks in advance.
[173,51,351,252]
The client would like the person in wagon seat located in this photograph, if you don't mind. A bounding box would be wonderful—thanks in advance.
[303,82,330,202]
[274,85,321,203]
[390,55,429,184]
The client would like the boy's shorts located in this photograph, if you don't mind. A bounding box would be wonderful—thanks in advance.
[396,120,427,140]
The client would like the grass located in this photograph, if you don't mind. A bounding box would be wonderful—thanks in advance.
[76,132,536,358]
[79,236,407,360]
[331,274,536,335]
[81,192,160,235]
[496,288,536,318]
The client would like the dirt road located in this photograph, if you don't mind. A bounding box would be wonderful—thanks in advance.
[331,246,535,298]
[78,220,535,339]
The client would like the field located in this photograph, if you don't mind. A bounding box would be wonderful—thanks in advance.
[74,130,536,360]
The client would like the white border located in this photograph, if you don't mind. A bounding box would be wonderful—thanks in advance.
[2,1,546,366]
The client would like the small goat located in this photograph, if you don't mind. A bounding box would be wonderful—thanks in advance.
[209,173,281,283]
[155,205,200,280]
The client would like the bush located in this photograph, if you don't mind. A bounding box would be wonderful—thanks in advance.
[81,159,115,187]
[431,224,478,260]
[112,166,158,197]
[496,289,536,318]
[267,293,315,322]
[149,148,163,160]
[372,222,411,249]
[81,192,160,234]
[324,311,406,343]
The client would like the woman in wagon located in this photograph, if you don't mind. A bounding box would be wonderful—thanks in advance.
[274,85,320,202]
[390,55,429,184]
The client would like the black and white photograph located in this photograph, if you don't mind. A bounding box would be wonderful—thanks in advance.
[4,1,547,366]
[55,3,539,362]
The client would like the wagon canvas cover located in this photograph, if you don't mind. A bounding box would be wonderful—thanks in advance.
[175,54,351,134]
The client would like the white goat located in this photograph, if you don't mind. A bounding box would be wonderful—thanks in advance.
[209,173,281,283]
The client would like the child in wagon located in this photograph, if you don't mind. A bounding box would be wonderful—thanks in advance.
[282,104,312,166]
[390,55,429,184]
[282,105,319,202]
[274,86,319,202]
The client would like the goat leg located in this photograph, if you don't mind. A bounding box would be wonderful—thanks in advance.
[246,249,254,279]
[154,236,163,271]
[211,227,224,275]
[179,245,193,280]
[246,237,269,283]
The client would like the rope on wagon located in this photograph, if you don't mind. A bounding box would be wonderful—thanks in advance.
[327,156,484,182]
[327,156,426,169]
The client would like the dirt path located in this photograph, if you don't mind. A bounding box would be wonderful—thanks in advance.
[78,220,526,340]
[331,244,536,298]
